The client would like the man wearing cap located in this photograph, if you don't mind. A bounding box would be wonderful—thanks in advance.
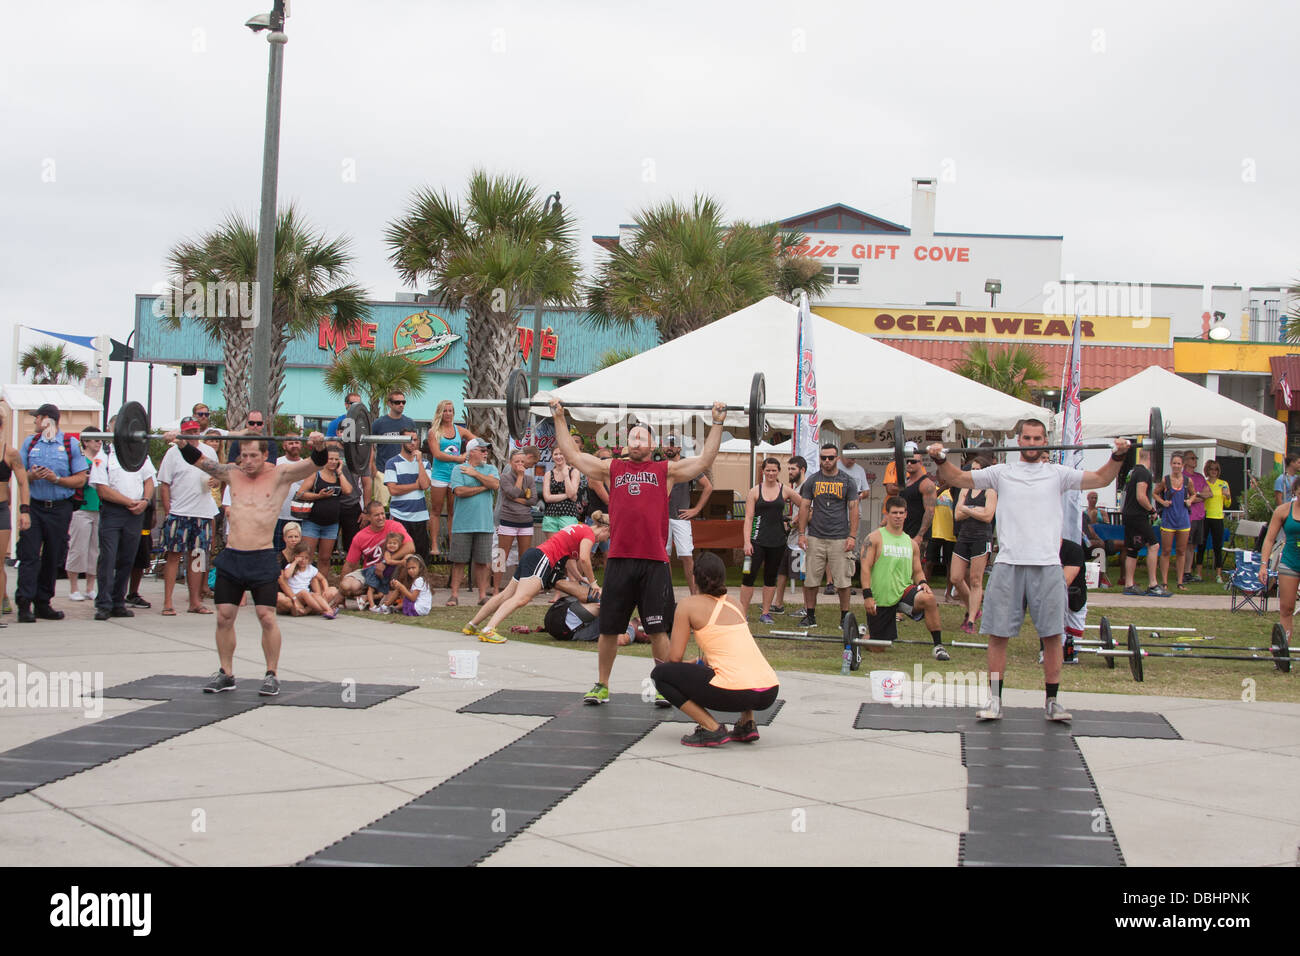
[15,404,89,623]
[662,435,713,595]
[91,416,158,621]
[447,438,499,606]
[157,417,219,615]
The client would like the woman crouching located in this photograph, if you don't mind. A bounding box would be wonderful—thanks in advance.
[652,552,779,748]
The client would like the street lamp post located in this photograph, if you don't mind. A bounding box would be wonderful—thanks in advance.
[528,191,562,398]
[248,2,288,420]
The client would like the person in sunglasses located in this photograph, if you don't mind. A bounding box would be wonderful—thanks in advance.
[372,391,415,475]
[226,411,279,464]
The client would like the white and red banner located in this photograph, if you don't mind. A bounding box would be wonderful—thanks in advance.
[793,291,820,465]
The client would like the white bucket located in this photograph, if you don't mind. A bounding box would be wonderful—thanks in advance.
[1085,561,1100,589]
[449,649,480,679]
[870,670,907,703]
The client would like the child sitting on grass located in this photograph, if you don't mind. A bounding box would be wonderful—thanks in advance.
[280,543,339,619]
[381,554,433,616]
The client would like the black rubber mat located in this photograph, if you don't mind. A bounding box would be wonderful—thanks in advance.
[854,702,1181,867]
[302,689,786,866]
[0,675,415,803]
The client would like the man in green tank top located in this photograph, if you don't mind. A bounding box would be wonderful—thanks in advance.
[860,496,948,659]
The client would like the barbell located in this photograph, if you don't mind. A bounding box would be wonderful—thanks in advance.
[840,407,1166,481]
[1094,620,1292,681]
[463,369,814,443]
[79,401,413,475]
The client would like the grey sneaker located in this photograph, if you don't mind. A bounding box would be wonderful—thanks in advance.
[932,644,950,662]
[1146,585,1173,598]
[1045,699,1072,722]
[258,672,280,697]
[976,697,1003,721]
[203,669,236,694]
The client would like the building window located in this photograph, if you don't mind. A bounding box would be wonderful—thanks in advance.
[821,265,859,286]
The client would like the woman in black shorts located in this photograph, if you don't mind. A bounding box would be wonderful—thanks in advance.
[740,457,802,624]
[951,456,997,634]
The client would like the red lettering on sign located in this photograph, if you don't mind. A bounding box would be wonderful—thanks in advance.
[540,327,558,360]
[517,326,559,362]
[965,316,986,333]
[917,314,935,331]
[875,314,896,331]
[1023,319,1042,335]
[1044,319,1070,337]
[358,324,375,349]
[937,315,962,333]
[913,246,928,261]
[317,320,378,355]
[887,245,899,259]
[518,327,533,361]
[898,314,916,331]
[1080,320,1095,337]
[957,248,969,262]
[851,244,865,259]
[991,317,1021,334]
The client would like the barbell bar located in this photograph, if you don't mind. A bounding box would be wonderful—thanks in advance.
[79,401,416,476]
[463,369,813,444]
[1095,624,1292,681]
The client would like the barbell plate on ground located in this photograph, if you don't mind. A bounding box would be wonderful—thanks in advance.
[748,372,766,441]
[1273,623,1291,674]
[1128,624,1144,682]
[113,401,150,473]
[842,610,861,671]
[504,368,531,443]
[342,403,372,475]
[1100,616,1115,669]
[1149,407,1164,476]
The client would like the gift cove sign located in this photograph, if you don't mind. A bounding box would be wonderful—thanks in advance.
[816,307,1172,347]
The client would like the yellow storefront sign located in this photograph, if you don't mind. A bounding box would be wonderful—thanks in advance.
[817,307,1170,347]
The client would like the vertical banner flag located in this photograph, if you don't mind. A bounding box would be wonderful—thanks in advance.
[793,291,820,465]
[1282,372,1292,410]
[1060,312,1085,543]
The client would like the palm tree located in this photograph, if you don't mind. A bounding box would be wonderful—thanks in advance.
[385,171,581,448]
[952,342,1048,402]
[585,196,828,342]
[323,349,429,420]
[593,346,640,372]
[163,206,369,426]
[19,344,88,385]
[1284,275,1300,341]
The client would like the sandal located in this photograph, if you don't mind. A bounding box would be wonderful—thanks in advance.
[187,606,213,615]
[445,596,458,607]
[161,608,177,616]
[509,625,532,634]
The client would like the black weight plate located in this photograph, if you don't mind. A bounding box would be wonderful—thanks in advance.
[1149,407,1164,478]
[842,611,860,672]
[113,401,150,473]
[505,368,530,443]
[1273,622,1291,674]
[1100,616,1115,669]
[1128,624,1144,683]
[749,371,766,440]
[894,414,905,484]
[341,403,372,475]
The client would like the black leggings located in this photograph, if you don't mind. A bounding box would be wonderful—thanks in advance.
[742,544,786,588]
[651,662,778,714]
[1198,517,1225,570]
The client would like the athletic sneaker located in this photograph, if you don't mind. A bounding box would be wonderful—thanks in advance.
[823,583,836,596]
[1147,585,1173,598]
[976,697,1003,720]
[1,596,11,615]
[933,644,951,662]
[730,719,760,743]
[1045,699,1072,722]
[680,724,731,747]
[259,672,280,697]
[769,604,785,614]
[758,613,775,625]
[125,593,151,609]
[583,682,609,705]
[794,610,817,628]
[1122,586,1143,596]
[1038,649,1044,664]
[478,627,507,644]
[203,669,236,693]
[960,620,974,634]
[654,692,671,709]
[68,592,87,602]
[461,622,480,636]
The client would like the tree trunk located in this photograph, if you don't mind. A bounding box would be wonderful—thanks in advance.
[463,304,518,449]
[269,321,291,422]
[221,324,253,427]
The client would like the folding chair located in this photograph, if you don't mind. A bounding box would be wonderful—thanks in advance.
[1228,549,1274,614]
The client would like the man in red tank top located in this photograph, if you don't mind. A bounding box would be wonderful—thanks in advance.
[549,398,727,705]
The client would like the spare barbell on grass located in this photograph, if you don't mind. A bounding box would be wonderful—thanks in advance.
[1094,623,1293,681]
[80,401,420,475]
[463,369,814,443]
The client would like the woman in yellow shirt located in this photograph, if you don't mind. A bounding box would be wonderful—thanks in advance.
[652,552,780,748]
[1199,459,1232,579]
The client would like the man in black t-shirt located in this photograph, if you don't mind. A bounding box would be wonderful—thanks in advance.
[1121,448,1165,596]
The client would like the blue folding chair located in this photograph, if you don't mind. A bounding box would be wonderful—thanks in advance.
[1228,549,1274,614]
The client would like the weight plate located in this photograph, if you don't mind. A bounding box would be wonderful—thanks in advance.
[1149,407,1164,477]
[504,368,530,443]
[893,414,905,485]
[1128,624,1144,682]
[842,611,861,671]
[749,371,766,441]
[1273,622,1291,674]
[113,401,150,473]
[342,403,372,475]
[1100,616,1115,669]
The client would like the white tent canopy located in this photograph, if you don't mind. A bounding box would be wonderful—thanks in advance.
[1078,365,1285,454]
[541,296,1048,436]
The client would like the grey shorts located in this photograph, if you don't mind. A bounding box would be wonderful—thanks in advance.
[450,531,493,565]
[979,562,1066,639]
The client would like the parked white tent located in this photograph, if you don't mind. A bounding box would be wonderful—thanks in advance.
[1078,366,1285,454]
[541,296,1048,437]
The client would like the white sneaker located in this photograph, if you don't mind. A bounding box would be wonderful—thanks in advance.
[85,590,97,601]
[1045,699,1073,722]
[68,592,86,602]
[356,597,368,611]
[976,697,1003,721]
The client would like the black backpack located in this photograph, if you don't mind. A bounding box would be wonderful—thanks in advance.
[544,596,599,641]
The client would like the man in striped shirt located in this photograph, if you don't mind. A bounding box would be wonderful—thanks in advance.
[384,431,432,559]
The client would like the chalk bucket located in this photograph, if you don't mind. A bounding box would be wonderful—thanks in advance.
[1085,561,1100,589]
[449,649,480,679]
[870,670,907,703]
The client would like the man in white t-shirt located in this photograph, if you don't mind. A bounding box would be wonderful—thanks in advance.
[91,435,157,621]
[931,420,1131,723]
[157,417,219,615]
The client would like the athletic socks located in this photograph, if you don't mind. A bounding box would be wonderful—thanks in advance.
[1046,682,1059,703]
[930,630,942,645]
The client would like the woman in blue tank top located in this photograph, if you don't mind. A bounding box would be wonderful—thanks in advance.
[1260,493,1300,642]
[1153,452,1194,592]
[425,399,477,559]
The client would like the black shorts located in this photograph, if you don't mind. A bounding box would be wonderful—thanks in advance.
[866,586,924,642]
[953,538,991,562]
[742,544,785,588]
[598,557,675,635]
[514,547,564,590]
[134,531,153,569]
[0,499,9,532]
[1122,514,1159,558]
[925,537,954,569]
[214,547,282,607]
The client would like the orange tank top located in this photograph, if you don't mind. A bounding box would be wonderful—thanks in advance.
[695,596,779,691]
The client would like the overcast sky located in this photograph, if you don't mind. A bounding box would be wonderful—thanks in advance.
[2,0,1296,418]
